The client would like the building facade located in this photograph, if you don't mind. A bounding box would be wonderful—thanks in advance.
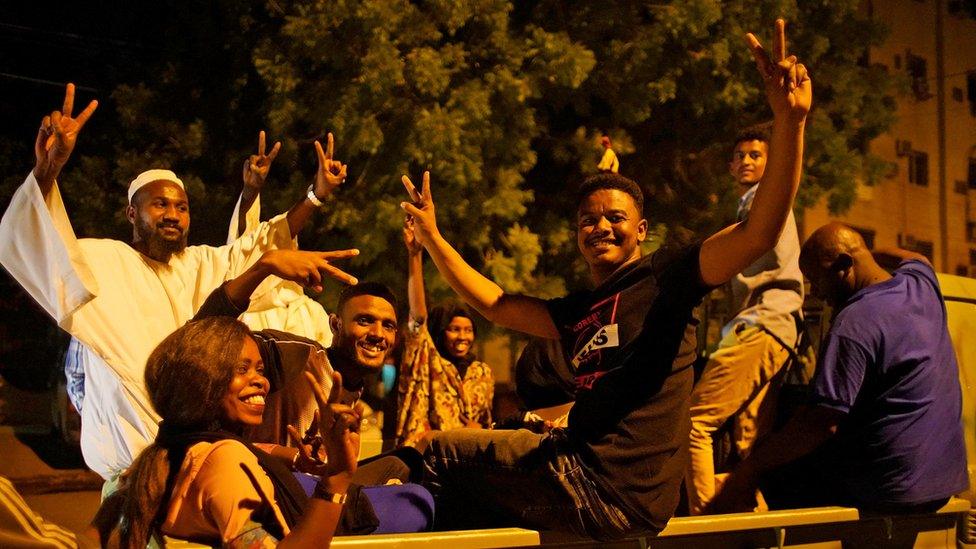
[802,0,976,275]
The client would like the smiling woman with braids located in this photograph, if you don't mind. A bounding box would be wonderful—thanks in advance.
[93,317,360,548]
[395,216,495,447]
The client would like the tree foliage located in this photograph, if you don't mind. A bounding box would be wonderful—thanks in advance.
[0,0,899,315]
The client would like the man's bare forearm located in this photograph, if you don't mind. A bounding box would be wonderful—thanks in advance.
[423,231,558,338]
[285,196,319,237]
[743,118,805,251]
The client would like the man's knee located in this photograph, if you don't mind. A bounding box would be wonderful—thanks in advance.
[354,455,412,485]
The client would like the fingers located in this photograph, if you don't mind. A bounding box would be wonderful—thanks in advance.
[335,410,360,434]
[305,371,330,411]
[401,175,422,203]
[314,139,326,167]
[421,171,431,203]
[50,111,63,137]
[305,268,322,290]
[36,116,51,152]
[258,131,266,156]
[327,371,343,404]
[774,18,786,62]
[287,425,310,454]
[777,57,798,89]
[75,100,98,129]
[318,249,360,261]
[401,201,423,218]
[62,83,75,118]
[325,132,334,161]
[315,249,359,285]
[745,33,773,79]
[268,141,281,162]
[796,62,809,85]
[319,263,359,286]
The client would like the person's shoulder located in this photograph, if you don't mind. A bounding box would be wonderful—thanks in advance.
[77,237,134,252]
[196,440,256,468]
[895,259,939,286]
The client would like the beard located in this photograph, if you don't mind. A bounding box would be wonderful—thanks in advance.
[136,217,187,262]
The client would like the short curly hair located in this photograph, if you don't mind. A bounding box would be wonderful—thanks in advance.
[576,172,644,214]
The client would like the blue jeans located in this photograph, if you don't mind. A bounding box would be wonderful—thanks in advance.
[422,428,648,540]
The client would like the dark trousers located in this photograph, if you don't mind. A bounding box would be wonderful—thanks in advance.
[422,428,652,540]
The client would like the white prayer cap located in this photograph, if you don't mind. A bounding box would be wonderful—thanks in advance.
[127,169,185,203]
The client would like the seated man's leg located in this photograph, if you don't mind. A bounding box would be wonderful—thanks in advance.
[687,326,783,514]
[423,428,636,539]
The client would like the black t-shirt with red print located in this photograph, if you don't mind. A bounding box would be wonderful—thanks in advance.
[547,245,709,530]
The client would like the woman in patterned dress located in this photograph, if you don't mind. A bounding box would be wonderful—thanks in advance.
[395,218,495,447]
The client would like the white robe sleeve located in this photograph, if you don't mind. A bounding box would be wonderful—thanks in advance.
[224,190,317,320]
[226,193,261,245]
[0,173,98,324]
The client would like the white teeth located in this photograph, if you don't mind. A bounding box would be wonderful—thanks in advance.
[243,395,265,405]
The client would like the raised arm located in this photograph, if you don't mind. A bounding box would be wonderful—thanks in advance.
[706,404,842,514]
[284,132,348,237]
[33,83,98,197]
[235,130,281,237]
[400,171,558,338]
[274,372,360,548]
[403,217,428,324]
[221,248,360,311]
[699,19,811,287]
[872,247,931,270]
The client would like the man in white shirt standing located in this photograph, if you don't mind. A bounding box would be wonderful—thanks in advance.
[0,83,351,480]
[685,126,805,514]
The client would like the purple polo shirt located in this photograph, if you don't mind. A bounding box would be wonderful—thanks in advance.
[812,260,968,505]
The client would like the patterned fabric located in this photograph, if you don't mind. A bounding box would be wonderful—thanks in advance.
[396,321,494,446]
[63,337,86,411]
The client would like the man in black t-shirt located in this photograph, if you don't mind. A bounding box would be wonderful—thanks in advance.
[400,20,811,539]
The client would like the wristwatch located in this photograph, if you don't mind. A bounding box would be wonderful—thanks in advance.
[306,184,326,207]
[313,482,347,505]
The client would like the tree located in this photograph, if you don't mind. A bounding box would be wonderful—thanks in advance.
[0,0,900,314]
[520,0,898,274]
[252,0,597,305]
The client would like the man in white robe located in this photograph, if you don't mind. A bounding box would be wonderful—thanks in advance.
[0,84,348,480]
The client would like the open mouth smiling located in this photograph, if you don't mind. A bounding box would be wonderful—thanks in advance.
[587,237,618,249]
[357,339,387,357]
[239,392,266,411]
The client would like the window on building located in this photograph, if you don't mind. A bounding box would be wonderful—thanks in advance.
[957,265,969,276]
[909,150,929,186]
[967,222,976,243]
[969,157,976,189]
[948,0,976,18]
[916,240,934,260]
[970,249,976,266]
[968,72,976,116]
[851,226,876,249]
[899,234,935,262]
[953,87,965,102]
[906,52,931,100]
